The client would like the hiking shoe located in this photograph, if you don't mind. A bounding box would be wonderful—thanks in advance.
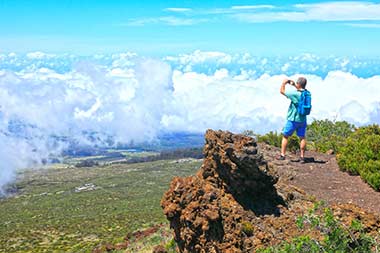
[291,157,306,163]
[276,155,285,160]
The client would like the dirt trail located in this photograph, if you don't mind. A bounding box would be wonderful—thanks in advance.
[261,144,380,215]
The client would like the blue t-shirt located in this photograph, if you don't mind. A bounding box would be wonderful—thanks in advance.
[285,89,306,123]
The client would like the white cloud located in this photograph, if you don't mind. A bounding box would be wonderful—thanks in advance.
[232,1,380,23]
[165,50,233,67]
[166,69,380,133]
[232,12,305,23]
[163,50,380,79]
[198,5,275,15]
[294,1,380,21]
[26,51,55,59]
[281,63,290,72]
[345,23,380,28]
[164,7,192,12]
[0,57,174,193]
[159,16,206,26]
[231,5,275,10]
[127,16,207,26]
[74,98,103,120]
[339,100,370,124]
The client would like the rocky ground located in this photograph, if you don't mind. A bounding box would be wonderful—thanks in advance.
[159,130,380,253]
[262,144,380,215]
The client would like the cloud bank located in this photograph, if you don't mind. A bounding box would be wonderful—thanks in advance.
[0,51,379,192]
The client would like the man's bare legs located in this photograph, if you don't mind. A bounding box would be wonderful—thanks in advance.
[281,136,288,157]
[300,137,306,158]
[281,135,306,159]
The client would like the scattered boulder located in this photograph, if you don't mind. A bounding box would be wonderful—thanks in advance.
[74,183,98,193]
[152,245,167,253]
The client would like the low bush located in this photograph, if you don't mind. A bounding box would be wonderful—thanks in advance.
[255,131,282,147]
[241,221,254,236]
[259,131,300,153]
[258,202,379,253]
[165,238,177,252]
[245,131,300,153]
[307,119,355,153]
[337,124,380,190]
[243,120,355,155]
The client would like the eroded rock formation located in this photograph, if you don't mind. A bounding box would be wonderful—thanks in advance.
[160,130,380,253]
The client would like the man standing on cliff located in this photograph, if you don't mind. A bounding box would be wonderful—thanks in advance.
[277,77,308,162]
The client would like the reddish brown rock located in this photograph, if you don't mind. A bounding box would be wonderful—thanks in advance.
[152,245,167,253]
[160,130,380,253]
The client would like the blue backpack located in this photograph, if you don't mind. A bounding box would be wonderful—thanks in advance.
[297,89,312,116]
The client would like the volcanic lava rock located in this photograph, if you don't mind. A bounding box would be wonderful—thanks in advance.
[200,129,276,197]
[161,130,380,253]
[161,130,286,252]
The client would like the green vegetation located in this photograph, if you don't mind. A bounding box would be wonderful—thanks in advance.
[123,147,203,164]
[241,221,254,236]
[254,131,282,148]
[64,147,203,168]
[0,158,202,252]
[244,119,355,154]
[120,151,160,159]
[259,202,380,253]
[164,238,177,252]
[63,149,158,166]
[244,120,380,191]
[337,124,380,190]
[242,130,300,153]
[307,119,355,153]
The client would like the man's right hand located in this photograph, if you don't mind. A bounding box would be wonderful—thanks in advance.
[286,79,295,86]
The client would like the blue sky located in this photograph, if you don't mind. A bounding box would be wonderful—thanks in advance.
[1,0,380,56]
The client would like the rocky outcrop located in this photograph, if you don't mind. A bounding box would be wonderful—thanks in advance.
[161,130,380,253]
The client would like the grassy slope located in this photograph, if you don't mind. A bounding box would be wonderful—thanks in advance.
[0,159,202,252]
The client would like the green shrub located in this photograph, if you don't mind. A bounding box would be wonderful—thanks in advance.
[267,119,355,154]
[337,124,380,190]
[307,119,355,153]
[241,221,254,236]
[165,238,176,252]
[256,131,282,147]
[243,119,354,155]
[287,135,300,153]
[258,235,320,253]
[258,202,379,253]
[254,131,300,153]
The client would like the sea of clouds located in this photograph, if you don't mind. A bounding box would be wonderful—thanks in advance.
[0,50,379,193]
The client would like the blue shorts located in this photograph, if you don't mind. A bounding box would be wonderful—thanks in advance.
[282,120,307,137]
